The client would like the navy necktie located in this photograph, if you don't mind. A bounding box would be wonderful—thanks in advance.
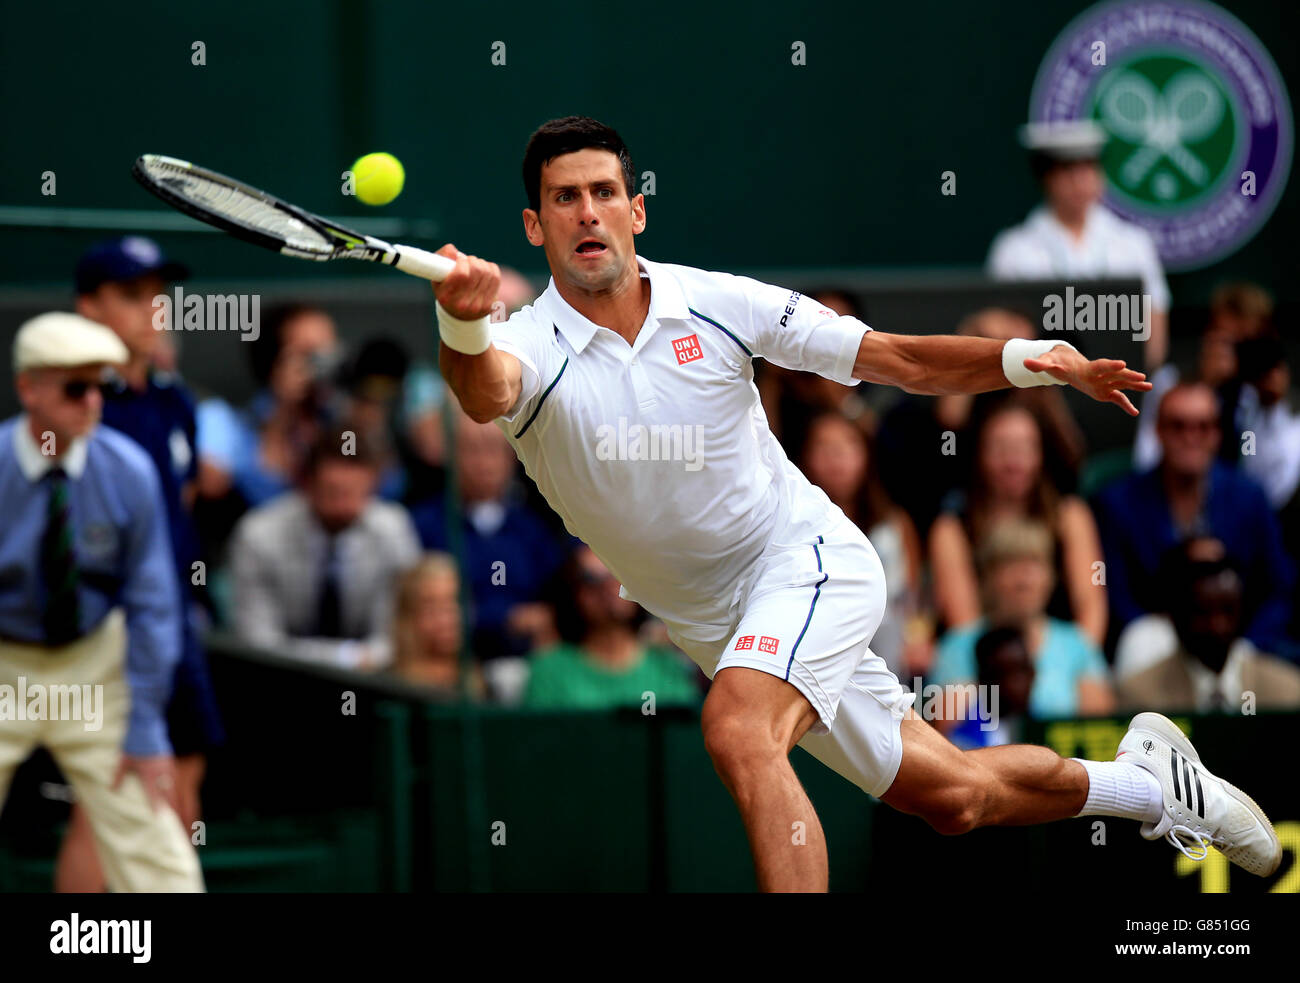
[40,468,80,645]
[314,535,343,638]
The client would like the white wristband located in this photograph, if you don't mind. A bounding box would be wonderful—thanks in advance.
[436,300,492,355]
[1002,338,1078,387]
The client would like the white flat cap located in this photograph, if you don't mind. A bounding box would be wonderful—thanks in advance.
[1018,119,1108,159]
[13,311,130,372]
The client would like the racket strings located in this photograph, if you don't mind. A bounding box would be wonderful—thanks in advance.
[144,160,332,254]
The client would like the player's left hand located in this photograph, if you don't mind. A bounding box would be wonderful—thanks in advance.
[1023,345,1153,416]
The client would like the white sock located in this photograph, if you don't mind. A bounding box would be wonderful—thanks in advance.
[1072,759,1164,823]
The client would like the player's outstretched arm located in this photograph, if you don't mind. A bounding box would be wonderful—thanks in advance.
[432,244,522,424]
[851,331,1153,415]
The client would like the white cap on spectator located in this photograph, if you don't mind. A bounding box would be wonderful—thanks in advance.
[1018,120,1108,160]
[13,311,130,372]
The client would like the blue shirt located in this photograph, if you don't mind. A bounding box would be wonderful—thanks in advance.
[1092,461,1295,652]
[101,371,200,584]
[0,417,181,755]
[411,494,571,655]
[931,617,1108,719]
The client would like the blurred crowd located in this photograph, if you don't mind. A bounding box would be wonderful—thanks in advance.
[150,269,1300,736]
[58,121,1300,762]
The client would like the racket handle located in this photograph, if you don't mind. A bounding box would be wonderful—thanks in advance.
[390,245,457,281]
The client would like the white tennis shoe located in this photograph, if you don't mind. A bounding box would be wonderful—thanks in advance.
[1116,712,1280,877]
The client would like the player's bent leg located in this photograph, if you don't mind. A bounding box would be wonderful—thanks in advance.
[700,666,828,892]
[879,708,1088,834]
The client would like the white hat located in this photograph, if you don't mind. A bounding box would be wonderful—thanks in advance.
[1018,120,1108,160]
[12,311,130,372]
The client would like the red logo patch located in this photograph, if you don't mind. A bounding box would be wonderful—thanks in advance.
[758,636,779,654]
[672,334,703,365]
[735,635,755,651]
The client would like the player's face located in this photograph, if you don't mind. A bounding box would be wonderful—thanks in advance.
[77,276,167,359]
[523,148,645,293]
[979,410,1041,500]
[15,365,106,446]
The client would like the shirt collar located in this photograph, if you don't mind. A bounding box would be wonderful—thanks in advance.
[13,415,90,481]
[537,254,692,355]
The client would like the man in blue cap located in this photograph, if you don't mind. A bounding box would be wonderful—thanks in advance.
[54,236,224,891]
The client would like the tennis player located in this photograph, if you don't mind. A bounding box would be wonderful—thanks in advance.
[433,116,1279,891]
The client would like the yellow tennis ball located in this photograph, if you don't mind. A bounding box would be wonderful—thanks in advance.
[352,152,405,206]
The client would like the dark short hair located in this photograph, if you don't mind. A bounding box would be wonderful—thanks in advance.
[304,426,380,478]
[521,116,636,213]
[1157,539,1241,616]
[974,625,1028,674]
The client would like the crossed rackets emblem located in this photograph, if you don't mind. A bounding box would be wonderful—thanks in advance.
[1098,68,1225,192]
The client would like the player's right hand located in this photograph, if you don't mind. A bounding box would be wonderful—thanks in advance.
[433,243,500,322]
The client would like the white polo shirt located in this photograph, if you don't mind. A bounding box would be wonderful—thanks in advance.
[490,255,869,642]
[987,203,1171,312]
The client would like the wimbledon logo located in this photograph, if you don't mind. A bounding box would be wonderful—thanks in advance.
[1028,0,1292,271]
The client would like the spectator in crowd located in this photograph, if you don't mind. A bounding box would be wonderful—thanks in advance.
[1133,282,1276,470]
[523,547,701,711]
[60,237,224,892]
[195,303,342,528]
[0,313,203,891]
[1232,333,1300,511]
[930,518,1114,723]
[411,408,570,662]
[1093,381,1294,655]
[947,626,1036,749]
[757,289,874,453]
[229,428,420,670]
[800,411,925,680]
[1117,540,1300,712]
[389,553,484,699]
[401,266,539,504]
[337,336,411,501]
[875,308,1085,537]
[929,402,1106,644]
[987,120,1170,369]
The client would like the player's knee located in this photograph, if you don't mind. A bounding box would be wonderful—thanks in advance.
[701,712,780,782]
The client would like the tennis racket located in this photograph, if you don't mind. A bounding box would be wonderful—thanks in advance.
[132,154,455,281]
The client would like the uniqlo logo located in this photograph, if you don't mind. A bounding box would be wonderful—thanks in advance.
[758,636,779,654]
[672,334,703,365]
[735,635,755,651]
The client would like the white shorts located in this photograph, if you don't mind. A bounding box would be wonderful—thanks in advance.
[666,518,915,798]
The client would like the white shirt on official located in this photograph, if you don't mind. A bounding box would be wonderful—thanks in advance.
[488,255,869,643]
[987,203,1171,313]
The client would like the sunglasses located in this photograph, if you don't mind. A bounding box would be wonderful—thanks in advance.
[60,379,103,401]
[1161,416,1217,435]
